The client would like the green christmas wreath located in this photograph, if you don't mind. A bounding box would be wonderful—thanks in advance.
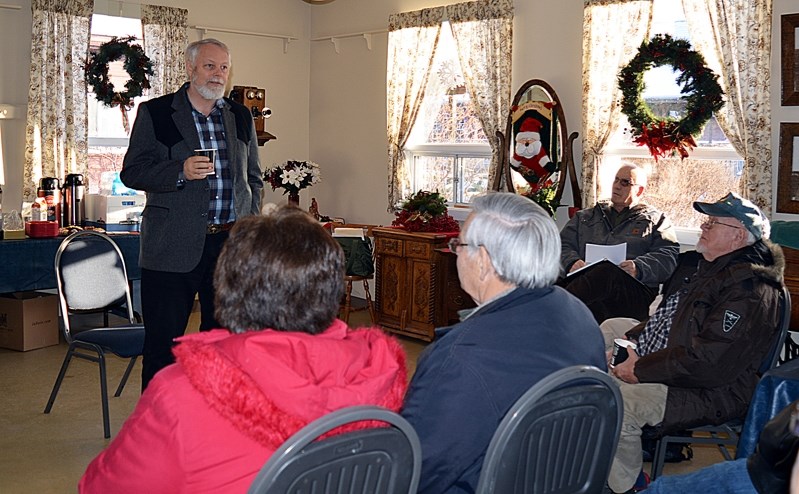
[618,34,724,160]
[85,36,153,111]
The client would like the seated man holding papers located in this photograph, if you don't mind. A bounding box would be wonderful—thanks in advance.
[560,164,679,322]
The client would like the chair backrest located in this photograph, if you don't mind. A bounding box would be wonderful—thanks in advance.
[54,230,137,341]
[247,405,421,494]
[765,285,792,369]
[475,365,623,494]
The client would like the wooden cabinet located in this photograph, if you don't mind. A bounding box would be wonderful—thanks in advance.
[373,227,475,341]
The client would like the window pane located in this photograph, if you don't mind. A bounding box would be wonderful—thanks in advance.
[460,157,490,202]
[404,22,489,204]
[413,155,454,201]
[88,14,145,194]
[596,0,742,228]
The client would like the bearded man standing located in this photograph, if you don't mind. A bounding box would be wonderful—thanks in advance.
[121,38,263,390]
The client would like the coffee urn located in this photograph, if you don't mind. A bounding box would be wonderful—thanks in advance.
[62,173,85,227]
[38,177,61,225]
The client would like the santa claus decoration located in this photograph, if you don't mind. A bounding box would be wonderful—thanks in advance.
[510,116,555,191]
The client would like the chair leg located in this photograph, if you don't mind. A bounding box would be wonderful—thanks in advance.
[362,279,376,324]
[98,352,111,439]
[342,280,353,323]
[43,347,76,414]
[650,437,668,480]
[114,356,138,397]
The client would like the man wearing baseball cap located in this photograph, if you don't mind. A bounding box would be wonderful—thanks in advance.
[602,192,785,494]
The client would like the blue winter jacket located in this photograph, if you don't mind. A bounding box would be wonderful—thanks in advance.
[401,286,607,494]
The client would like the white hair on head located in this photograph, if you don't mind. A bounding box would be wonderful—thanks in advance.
[185,38,231,66]
[464,192,560,289]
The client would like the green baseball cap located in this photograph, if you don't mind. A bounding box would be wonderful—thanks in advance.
[693,192,769,240]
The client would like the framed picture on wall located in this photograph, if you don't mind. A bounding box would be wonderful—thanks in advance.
[778,123,799,214]
[782,13,799,106]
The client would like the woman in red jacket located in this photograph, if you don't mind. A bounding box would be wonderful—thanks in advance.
[80,207,407,493]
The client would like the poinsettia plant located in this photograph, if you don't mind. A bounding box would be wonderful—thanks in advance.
[263,160,321,195]
[392,190,460,233]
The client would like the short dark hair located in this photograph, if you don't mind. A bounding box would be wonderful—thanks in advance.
[214,208,345,334]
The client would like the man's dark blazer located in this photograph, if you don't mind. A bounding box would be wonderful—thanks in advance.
[121,83,263,273]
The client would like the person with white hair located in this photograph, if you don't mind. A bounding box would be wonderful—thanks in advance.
[401,192,607,494]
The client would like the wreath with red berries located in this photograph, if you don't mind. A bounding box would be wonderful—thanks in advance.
[618,34,724,160]
[86,37,153,131]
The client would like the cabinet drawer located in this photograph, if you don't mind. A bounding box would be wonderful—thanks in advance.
[375,237,403,256]
[405,240,433,259]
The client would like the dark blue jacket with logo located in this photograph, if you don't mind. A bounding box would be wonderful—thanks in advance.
[401,286,606,494]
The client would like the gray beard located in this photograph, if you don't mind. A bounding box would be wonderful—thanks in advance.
[196,83,225,100]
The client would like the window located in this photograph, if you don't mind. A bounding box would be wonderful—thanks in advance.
[598,1,742,228]
[87,14,148,194]
[404,23,491,204]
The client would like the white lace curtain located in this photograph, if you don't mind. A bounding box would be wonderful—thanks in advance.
[386,0,513,210]
[142,4,189,97]
[23,0,93,202]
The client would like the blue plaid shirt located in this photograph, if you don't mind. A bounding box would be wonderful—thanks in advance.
[191,98,235,225]
[637,291,680,357]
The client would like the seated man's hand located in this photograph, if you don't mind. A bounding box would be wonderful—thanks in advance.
[619,260,638,278]
[611,349,640,384]
[569,259,586,273]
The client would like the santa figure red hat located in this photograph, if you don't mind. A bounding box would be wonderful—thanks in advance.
[510,117,554,187]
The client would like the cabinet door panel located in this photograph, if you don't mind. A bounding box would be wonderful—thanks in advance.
[376,255,404,319]
[408,259,436,325]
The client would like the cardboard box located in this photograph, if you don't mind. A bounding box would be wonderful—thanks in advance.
[0,291,60,351]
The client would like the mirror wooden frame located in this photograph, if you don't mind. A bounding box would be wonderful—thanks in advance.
[782,13,799,106]
[778,122,799,214]
[492,79,581,209]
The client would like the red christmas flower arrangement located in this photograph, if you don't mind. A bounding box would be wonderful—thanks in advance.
[391,190,459,233]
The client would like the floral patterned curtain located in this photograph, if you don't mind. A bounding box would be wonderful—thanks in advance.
[142,4,188,97]
[581,0,652,206]
[681,0,772,213]
[449,0,513,190]
[386,8,443,210]
[24,0,93,202]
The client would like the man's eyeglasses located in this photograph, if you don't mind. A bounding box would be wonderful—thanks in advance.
[448,238,470,253]
[613,177,636,187]
[701,219,743,231]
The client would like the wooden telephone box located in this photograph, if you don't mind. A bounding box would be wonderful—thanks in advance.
[228,85,276,145]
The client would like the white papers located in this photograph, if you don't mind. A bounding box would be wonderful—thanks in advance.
[332,227,365,239]
[585,243,627,265]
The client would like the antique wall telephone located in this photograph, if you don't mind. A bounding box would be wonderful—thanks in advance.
[228,85,276,145]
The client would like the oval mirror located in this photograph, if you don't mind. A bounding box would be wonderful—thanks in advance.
[493,79,581,213]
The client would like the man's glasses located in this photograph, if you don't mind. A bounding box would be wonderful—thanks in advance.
[448,238,470,253]
[701,219,743,230]
[613,177,636,187]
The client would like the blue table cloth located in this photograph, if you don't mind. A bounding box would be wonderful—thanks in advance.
[0,234,140,294]
[737,357,799,458]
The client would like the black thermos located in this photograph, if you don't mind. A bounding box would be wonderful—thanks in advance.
[62,173,85,227]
